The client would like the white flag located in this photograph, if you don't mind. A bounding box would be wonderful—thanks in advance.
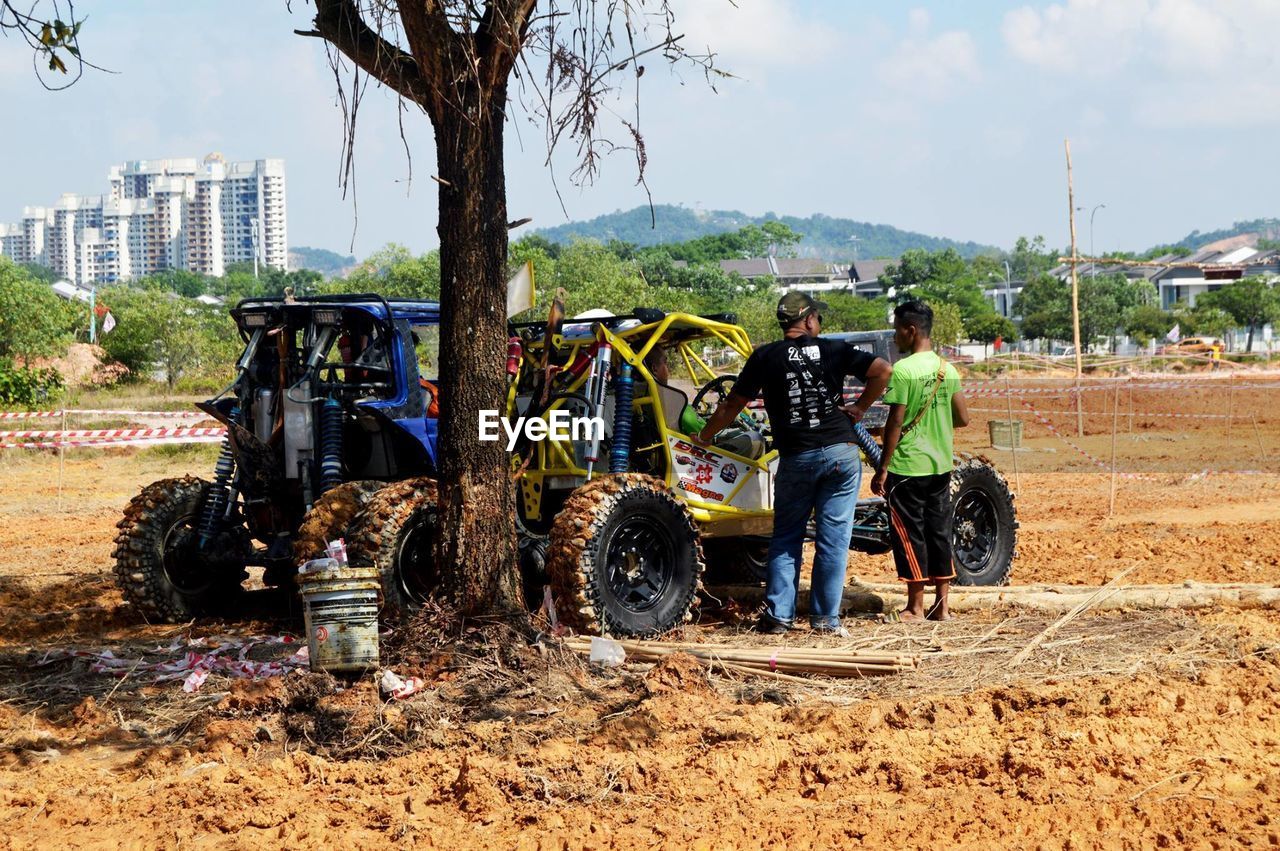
[506,261,535,319]
[101,311,117,335]
[1165,323,1180,343]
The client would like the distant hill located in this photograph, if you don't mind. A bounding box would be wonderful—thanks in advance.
[1162,218,1280,253]
[289,246,356,277]
[533,205,997,260]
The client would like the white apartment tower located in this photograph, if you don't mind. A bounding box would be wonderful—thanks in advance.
[0,155,287,285]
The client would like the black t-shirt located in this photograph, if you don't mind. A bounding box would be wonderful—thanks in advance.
[733,335,876,455]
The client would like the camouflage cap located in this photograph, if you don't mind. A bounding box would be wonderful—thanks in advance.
[776,291,828,323]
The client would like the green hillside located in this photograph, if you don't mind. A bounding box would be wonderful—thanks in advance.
[533,205,997,260]
[290,246,357,276]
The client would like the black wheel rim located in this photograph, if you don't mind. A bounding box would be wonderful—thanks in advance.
[953,488,997,578]
[603,514,675,612]
[161,508,216,596]
[396,509,439,603]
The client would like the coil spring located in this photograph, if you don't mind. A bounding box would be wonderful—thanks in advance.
[318,398,344,494]
[851,421,883,468]
[197,406,238,547]
[609,363,634,474]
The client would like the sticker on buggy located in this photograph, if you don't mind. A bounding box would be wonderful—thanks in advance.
[668,437,746,503]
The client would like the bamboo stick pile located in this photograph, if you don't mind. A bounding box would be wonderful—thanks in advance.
[563,637,918,680]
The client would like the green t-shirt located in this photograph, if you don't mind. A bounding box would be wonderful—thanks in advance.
[882,351,961,476]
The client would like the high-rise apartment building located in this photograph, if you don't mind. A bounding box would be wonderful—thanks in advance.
[0,155,287,285]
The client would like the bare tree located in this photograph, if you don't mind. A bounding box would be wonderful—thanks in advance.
[293,0,720,619]
[4,0,722,620]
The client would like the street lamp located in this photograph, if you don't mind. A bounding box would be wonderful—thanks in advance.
[1003,259,1013,319]
[1076,203,1106,279]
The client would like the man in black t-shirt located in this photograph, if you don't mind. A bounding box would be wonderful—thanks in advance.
[696,292,892,634]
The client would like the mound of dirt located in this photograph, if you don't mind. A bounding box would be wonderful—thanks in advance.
[644,651,711,696]
[33,343,127,388]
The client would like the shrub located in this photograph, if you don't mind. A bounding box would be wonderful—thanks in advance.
[0,361,64,407]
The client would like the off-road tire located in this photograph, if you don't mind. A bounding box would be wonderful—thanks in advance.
[703,537,769,584]
[346,477,438,617]
[950,453,1018,586]
[545,473,705,636]
[292,480,384,564]
[113,476,249,622]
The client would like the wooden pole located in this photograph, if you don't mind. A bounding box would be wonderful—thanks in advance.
[1065,140,1085,437]
[1004,375,1020,493]
[1226,373,1235,438]
[1252,414,1268,466]
[57,408,66,511]
[1128,382,1134,435]
[1109,382,1121,516]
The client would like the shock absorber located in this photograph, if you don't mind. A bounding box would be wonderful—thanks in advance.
[197,405,239,547]
[317,397,343,494]
[851,421,884,468]
[583,341,613,478]
[609,363,634,474]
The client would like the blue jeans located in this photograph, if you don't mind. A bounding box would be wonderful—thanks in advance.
[765,442,861,629]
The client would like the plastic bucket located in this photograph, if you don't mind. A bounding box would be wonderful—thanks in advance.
[988,419,1023,449]
[297,566,381,674]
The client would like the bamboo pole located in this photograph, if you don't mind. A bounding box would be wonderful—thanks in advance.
[1251,414,1268,465]
[1226,373,1235,438]
[562,637,918,677]
[1065,139,1084,438]
[1004,375,1020,492]
[1128,382,1134,435]
[57,408,66,511]
[1109,382,1121,516]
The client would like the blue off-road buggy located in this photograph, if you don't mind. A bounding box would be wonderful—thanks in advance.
[113,295,446,620]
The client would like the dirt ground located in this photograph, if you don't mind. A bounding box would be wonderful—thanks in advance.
[0,375,1278,848]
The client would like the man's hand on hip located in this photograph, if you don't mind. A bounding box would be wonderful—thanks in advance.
[841,403,868,424]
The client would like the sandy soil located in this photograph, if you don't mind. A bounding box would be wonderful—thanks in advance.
[0,377,1277,848]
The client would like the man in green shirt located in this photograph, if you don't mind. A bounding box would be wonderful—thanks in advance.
[871,300,970,621]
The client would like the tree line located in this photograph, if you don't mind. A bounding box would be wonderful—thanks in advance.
[4,224,1277,405]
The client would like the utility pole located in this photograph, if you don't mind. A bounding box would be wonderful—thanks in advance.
[88,282,97,344]
[1065,140,1084,437]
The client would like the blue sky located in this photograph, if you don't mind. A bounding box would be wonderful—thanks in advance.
[1,0,1276,258]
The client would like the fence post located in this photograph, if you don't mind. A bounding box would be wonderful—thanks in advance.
[1108,382,1121,516]
[57,409,66,511]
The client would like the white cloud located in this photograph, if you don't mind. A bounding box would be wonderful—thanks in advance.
[671,0,836,70]
[1001,0,1280,126]
[874,9,979,100]
[1001,0,1149,74]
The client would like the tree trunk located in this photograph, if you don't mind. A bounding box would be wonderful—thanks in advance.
[431,79,522,617]
[1247,324,1255,353]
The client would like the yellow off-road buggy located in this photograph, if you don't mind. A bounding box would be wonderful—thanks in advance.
[507,306,1016,636]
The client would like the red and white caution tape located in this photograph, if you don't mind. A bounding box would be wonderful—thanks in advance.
[1,427,226,450]
[967,406,1234,420]
[0,410,62,419]
[1016,398,1154,480]
[0,424,225,437]
[0,408,205,420]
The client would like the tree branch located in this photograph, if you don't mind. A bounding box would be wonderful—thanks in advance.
[307,0,429,106]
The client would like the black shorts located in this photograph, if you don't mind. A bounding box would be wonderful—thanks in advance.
[886,471,955,582]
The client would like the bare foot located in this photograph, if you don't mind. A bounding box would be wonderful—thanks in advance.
[898,609,927,622]
[926,603,952,622]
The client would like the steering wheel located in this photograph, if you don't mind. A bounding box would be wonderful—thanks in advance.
[692,374,757,430]
[691,374,736,417]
